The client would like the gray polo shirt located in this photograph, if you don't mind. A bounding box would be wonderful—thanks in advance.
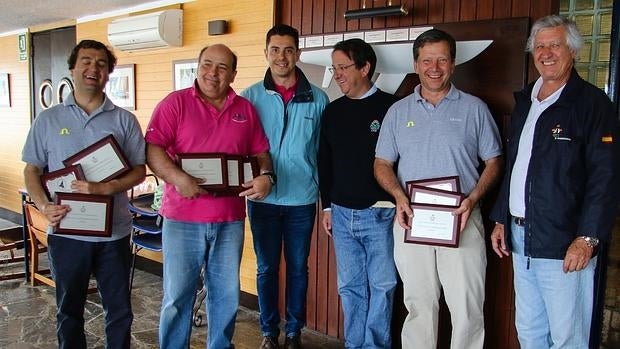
[375,84,502,195]
[22,94,145,242]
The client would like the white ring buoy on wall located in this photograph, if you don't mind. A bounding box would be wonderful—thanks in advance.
[56,77,73,105]
[38,79,53,109]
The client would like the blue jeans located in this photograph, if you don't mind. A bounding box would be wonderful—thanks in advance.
[247,201,316,337]
[331,204,397,349]
[47,235,132,349]
[511,219,596,349]
[159,219,244,349]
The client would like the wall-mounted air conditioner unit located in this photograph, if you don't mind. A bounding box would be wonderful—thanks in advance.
[108,9,182,52]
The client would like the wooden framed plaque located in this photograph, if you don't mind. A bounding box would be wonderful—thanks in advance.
[406,176,461,196]
[405,203,461,247]
[225,155,244,193]
[243,156,259,184]
[63,135,131,183]
[55,192,113,237]
[409,185,464,206]
[40,164,85,201]
[177,153,227,191]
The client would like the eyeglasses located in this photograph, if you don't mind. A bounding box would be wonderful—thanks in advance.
[328,63,356,74]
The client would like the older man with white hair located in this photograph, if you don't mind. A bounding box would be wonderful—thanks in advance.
[490,15,620,348]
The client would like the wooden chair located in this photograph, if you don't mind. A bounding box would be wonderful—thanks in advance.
[24,203,54,287]
[0,221,25,282]
[24,203,98,293]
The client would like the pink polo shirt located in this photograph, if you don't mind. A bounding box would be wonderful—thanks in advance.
[145,84,269,223]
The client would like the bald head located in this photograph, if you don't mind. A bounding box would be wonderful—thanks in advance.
[198,44,238,71]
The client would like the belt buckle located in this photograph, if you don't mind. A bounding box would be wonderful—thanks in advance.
[514,216,525,226]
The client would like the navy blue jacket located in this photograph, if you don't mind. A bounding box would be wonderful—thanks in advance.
[490,69,620,259]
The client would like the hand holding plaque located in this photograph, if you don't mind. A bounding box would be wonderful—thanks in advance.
[54,192,113,237]
[404,178,464,247]
[40,164,86,201]
[178,153,260,195]
[177,153,227,191]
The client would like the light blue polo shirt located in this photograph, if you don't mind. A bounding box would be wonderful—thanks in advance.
[22,93,146,242]
[375,84,502,195]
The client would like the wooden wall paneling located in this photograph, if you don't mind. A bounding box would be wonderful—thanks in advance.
[312,0,326,34]
[323,0,337,33]
[278,0,290,28]
[511,0,531,18]
[371,0,387,29]
[326,232,340,337]
[398,0,414,27]
[439,18,530,121]
[443,0,461,23]
[335,0,349,32]
[477,0,494,20]
[302,0,314,35]
[412,0,429,25]
[306,210,319,329]
[278,251,287,318]
[346,0,361,32]
[459,0,477,21]
[428,0,444,24]
[385,0,405,27]
[314,208,332,333]
[493,0,511,19]
[530,0,559,22]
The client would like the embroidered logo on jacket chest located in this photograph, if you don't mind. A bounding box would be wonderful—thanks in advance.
[551,124,571,141]
[370,119,381,133]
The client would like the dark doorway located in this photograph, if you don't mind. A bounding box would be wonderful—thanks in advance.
[30,27,76,120]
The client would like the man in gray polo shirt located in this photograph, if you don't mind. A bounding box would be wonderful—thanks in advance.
[374,29,503,348]
[22,39,145,349]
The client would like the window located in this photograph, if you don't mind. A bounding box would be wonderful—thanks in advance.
[560,0,613,91]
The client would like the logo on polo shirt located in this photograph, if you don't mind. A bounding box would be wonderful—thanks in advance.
[59,128,70,135]
[232,113,247,123]
[406,121,415,128]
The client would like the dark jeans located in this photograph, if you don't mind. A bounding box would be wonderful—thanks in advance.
[247,201,316,337]
[48,235,133,349]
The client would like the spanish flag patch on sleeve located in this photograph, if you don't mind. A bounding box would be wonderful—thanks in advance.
[602,135,613,143]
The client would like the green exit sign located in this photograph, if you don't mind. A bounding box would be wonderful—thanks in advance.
[18,33,28,62]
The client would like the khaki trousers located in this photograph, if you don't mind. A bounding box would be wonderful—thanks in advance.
[394,208,486,349]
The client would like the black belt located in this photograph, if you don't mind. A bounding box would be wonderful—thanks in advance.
[513,216,525,226]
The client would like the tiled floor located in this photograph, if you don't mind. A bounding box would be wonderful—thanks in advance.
[0,248,344,348]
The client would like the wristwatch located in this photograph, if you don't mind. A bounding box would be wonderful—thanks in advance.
[579,236,599,248]
[260,171,277,185]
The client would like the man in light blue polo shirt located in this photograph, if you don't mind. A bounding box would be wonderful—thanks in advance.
[374,29,503,349]
[22,39,145,349]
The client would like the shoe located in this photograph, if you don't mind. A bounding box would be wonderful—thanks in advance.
[284,334,301,349]
[259,335,279,349]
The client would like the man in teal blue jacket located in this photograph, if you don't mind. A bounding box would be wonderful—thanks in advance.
[241,24,329,349]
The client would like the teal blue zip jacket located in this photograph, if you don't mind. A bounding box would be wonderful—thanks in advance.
[241,67,329,205]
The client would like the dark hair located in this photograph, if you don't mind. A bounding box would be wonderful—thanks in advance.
[333,38,377,78]
[197,45,238,71]
[266,24,299,49]
[412,29,456,62]
[67,40,117,73]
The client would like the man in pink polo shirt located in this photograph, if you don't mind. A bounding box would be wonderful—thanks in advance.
[145,44,273,349]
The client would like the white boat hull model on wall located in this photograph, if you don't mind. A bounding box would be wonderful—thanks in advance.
[300,39,493,94]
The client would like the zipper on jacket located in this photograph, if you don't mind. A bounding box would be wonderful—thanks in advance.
[279,104,289,149]
[526,180,532,270]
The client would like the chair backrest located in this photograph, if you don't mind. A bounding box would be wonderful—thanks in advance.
[24,203,49,247]
[130,173,160,199]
